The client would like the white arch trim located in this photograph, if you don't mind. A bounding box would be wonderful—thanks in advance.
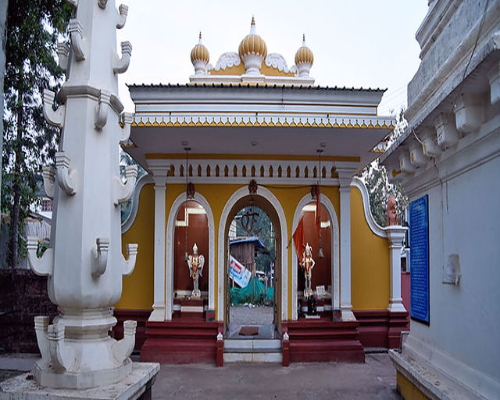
[121,173,153,234]
[166,192,216,320]
[351,177,387,238]
[291,193,340,320]
[217,186,288,322]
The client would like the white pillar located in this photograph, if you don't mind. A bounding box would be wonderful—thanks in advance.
[386,226,407,313]
[339,183,355,321]
[149,168,169,322]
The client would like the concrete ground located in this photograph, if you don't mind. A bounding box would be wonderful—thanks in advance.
[0,353,402,400]
[229,305,274,325]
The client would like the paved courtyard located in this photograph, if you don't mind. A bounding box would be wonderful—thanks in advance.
[0,353,401,400]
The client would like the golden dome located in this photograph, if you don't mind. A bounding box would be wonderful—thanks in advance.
[295,34,314,65]
[190,32,210,64]
[238,17,267,59]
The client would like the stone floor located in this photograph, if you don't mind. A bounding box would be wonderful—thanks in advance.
[229,305,274,325]
[0,353,402,400]
[153,353,402,400]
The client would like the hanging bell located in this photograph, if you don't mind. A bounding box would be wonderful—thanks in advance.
[318,235,324,258]
[317,246,324,258]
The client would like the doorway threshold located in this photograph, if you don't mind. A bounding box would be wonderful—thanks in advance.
[227,324,278,339]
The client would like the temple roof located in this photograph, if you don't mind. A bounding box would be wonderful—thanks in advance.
[127,83,385,92]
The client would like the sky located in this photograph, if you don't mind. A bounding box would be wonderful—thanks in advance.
[116,0,429,116]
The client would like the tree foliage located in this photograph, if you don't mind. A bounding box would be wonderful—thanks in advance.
[235,206,275,273]
[360,108,409,227]
[2,0,72,266]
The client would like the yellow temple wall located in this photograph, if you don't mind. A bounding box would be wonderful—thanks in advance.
[117,182,390,317]
[350,186,390,310]
[119,184,155,310]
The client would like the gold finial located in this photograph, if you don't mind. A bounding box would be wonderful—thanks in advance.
[303,33,306,42]
[251,15,255,26]
[199,31,202,39]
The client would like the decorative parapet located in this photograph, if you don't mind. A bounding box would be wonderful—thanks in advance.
[132,115,395,130]
[157,158,340,185]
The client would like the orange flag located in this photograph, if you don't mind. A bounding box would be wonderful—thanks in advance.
[292,216,305,261]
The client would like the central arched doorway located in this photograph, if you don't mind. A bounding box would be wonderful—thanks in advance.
[219,187,286,339]
[226,203,277,338]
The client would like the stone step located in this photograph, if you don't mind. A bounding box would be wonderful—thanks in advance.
[223,351,283,363]
[224,338,281,351]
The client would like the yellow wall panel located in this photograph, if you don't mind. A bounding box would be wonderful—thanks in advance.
[350,186,390,310]
[117,184,155,310]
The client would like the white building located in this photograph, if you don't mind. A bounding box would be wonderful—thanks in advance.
[381,0,500,398]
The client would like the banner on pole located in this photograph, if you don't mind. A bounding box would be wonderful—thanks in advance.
[229,256,252,288]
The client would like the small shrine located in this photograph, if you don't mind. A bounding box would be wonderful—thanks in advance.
[116,17,408,366]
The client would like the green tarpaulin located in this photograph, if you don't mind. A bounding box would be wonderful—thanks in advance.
[230,276,274,305]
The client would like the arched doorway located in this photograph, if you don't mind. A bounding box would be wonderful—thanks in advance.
[166,192,216,321]
[292,193,339,320]
[226,204,276,338]
[218,186,287,337]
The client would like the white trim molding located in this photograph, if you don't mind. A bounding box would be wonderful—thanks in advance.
[291,193,340,320]
[351,177,387,238]
[121,173,152,234]
[217,185,288,322]
[166,192,216,320]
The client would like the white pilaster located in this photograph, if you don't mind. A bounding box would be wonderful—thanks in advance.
[336,164,357,322]
[386,226,408,313]
[148,166,170,322]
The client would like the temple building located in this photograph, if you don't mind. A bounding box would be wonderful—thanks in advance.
[381,0,500,398]
[115,17,408,365]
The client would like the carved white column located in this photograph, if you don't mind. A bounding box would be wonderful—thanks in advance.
[386,226,408,313]
[336,164,357,322]
[25,0,144,389]
[149,169,169,321]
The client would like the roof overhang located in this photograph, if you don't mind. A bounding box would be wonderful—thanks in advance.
[125,84,395,174]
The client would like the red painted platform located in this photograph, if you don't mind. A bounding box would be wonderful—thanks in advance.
[140,318,223,364]
[355,310,409,349]
[283,318,365,363]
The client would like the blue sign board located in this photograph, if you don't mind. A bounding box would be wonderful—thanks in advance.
[409,195,430,324]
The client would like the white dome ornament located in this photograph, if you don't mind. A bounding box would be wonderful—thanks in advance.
[238,16,267,76]
[190,32,210,76]
[295,34,314,78]
[187,243,205,298]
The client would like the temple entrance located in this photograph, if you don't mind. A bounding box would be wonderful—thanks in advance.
[295,202,333,319]
[224,195,281,340]
[172,200,210,318]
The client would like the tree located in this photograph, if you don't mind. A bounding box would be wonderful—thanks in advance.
[359,108,409,227]
[2,0,71,267]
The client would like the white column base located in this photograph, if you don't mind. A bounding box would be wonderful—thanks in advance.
[341,306,356,321]
[387,299,407,313]
[148,305,165,322]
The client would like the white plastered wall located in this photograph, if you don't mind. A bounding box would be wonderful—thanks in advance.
[408,155,500,391]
